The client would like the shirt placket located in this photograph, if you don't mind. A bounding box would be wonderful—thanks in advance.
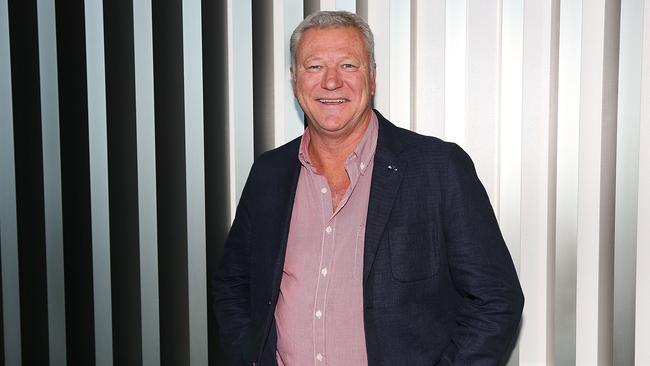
[313,174,334,365]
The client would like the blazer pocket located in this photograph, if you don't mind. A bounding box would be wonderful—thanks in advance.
[388,223,439,282]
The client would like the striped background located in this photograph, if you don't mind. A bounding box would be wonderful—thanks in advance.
[0,0,648,365]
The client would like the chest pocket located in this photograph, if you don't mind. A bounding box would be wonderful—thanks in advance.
[388,223,439,281]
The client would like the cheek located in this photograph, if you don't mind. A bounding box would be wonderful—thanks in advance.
[295,79,319,98]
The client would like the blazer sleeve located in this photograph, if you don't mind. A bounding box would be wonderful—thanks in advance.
[212,167,255,366]
[437,144,524,366]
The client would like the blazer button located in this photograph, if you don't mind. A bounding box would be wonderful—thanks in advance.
[268,299,272,305]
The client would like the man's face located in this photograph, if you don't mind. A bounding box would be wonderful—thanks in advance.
[292,26,376,137]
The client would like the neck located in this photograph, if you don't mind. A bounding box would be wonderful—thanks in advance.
[308,110,372,172]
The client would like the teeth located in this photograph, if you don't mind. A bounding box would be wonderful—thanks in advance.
[318,99,345,103]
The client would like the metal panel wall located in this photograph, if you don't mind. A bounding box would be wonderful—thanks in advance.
[465,0,501,205]
[36,0,66,363]
[555,1,581,365]
[1,0,649,365]
[181,0,207,364]
[84,0,114,364]
[443,0,466,146]
[518,1,559,364]
[614,0,643,364]
[634,2,650,364]
[226,0,254,220]
[499,2,523,365]
[0,1,21,364]
[575,0,620,364]
[412,0,445,138]
[133,0,160,363]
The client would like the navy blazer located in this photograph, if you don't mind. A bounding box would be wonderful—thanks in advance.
[213,111,524,366]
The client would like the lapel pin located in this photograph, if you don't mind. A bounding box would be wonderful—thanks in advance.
[387,165,398,172]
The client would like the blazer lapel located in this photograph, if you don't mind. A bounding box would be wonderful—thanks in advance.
[363,113,405,283]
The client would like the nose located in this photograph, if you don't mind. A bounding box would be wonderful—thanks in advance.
[321,68,343,90]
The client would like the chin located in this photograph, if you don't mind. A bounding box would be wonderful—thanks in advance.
[316,117,351,131]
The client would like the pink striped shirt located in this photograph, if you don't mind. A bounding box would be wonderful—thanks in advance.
[274,113,379,366]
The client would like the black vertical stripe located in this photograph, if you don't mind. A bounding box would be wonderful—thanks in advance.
[152,0,190,364]
[303,0,319,17]
[8,0,50,363]
[104,0,143,364]
[55,0,96,364]
[202,0,229,364]
[252,0,275,157]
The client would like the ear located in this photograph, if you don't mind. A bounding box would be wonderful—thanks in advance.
[290,67,299,95]
[370,65,377,96]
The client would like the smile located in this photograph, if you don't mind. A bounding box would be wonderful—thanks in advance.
[317,98,347,104]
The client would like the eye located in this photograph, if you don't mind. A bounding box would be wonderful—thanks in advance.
[341,63,358,70]
[306,65,322,71]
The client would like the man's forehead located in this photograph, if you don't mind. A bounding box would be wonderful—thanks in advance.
[298,26,365,51]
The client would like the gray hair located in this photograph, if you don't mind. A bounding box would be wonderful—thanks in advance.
[289,11,375,70]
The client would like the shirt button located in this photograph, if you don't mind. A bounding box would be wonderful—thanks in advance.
[316,353,323,361]
[325,226,332,234]
[321,268,328,277]
[321,187,327,194]
[315,310,322,319]
[360,162,365,170]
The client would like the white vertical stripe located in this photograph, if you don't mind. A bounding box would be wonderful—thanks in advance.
[518,0,559,364]
[133,0,160,364]
[499,0,522,269]
[336,0,356,13]
[388,0,410,128]
[284,1,304,144]
[465,0,501,205]
[226,1,254,222]
[366,0,390,115]
[181,0,207,364]
[412,0,445,138]
[444,0,466,146]
[0,0,21,364]
[305,0,356,13]
[36,0,67,364]
[499,2,523,365]
[555,0,581,364]
[318,0,336,10]
[575,0,619,364]
[634,1,650,363]
[273,1,286,147]
[84,0,114,364]
[273,0,304,148]
[614,0,643,364]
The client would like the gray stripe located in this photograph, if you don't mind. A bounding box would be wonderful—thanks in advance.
[36,0,67,364]
[0,0,22,364]
[133,0,161,364]
[84,0,114,364]
[232,1,255,216]
[554,0,581,364]
[182,0,208,364]
[613,0,643,363]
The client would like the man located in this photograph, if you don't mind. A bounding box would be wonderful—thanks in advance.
[213,10,523,366]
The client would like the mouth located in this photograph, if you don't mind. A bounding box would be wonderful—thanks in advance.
[316,98,348,105]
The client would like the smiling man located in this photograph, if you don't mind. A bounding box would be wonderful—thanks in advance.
[213,11,523,366]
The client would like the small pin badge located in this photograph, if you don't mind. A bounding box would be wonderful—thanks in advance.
[387,164,398,172]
